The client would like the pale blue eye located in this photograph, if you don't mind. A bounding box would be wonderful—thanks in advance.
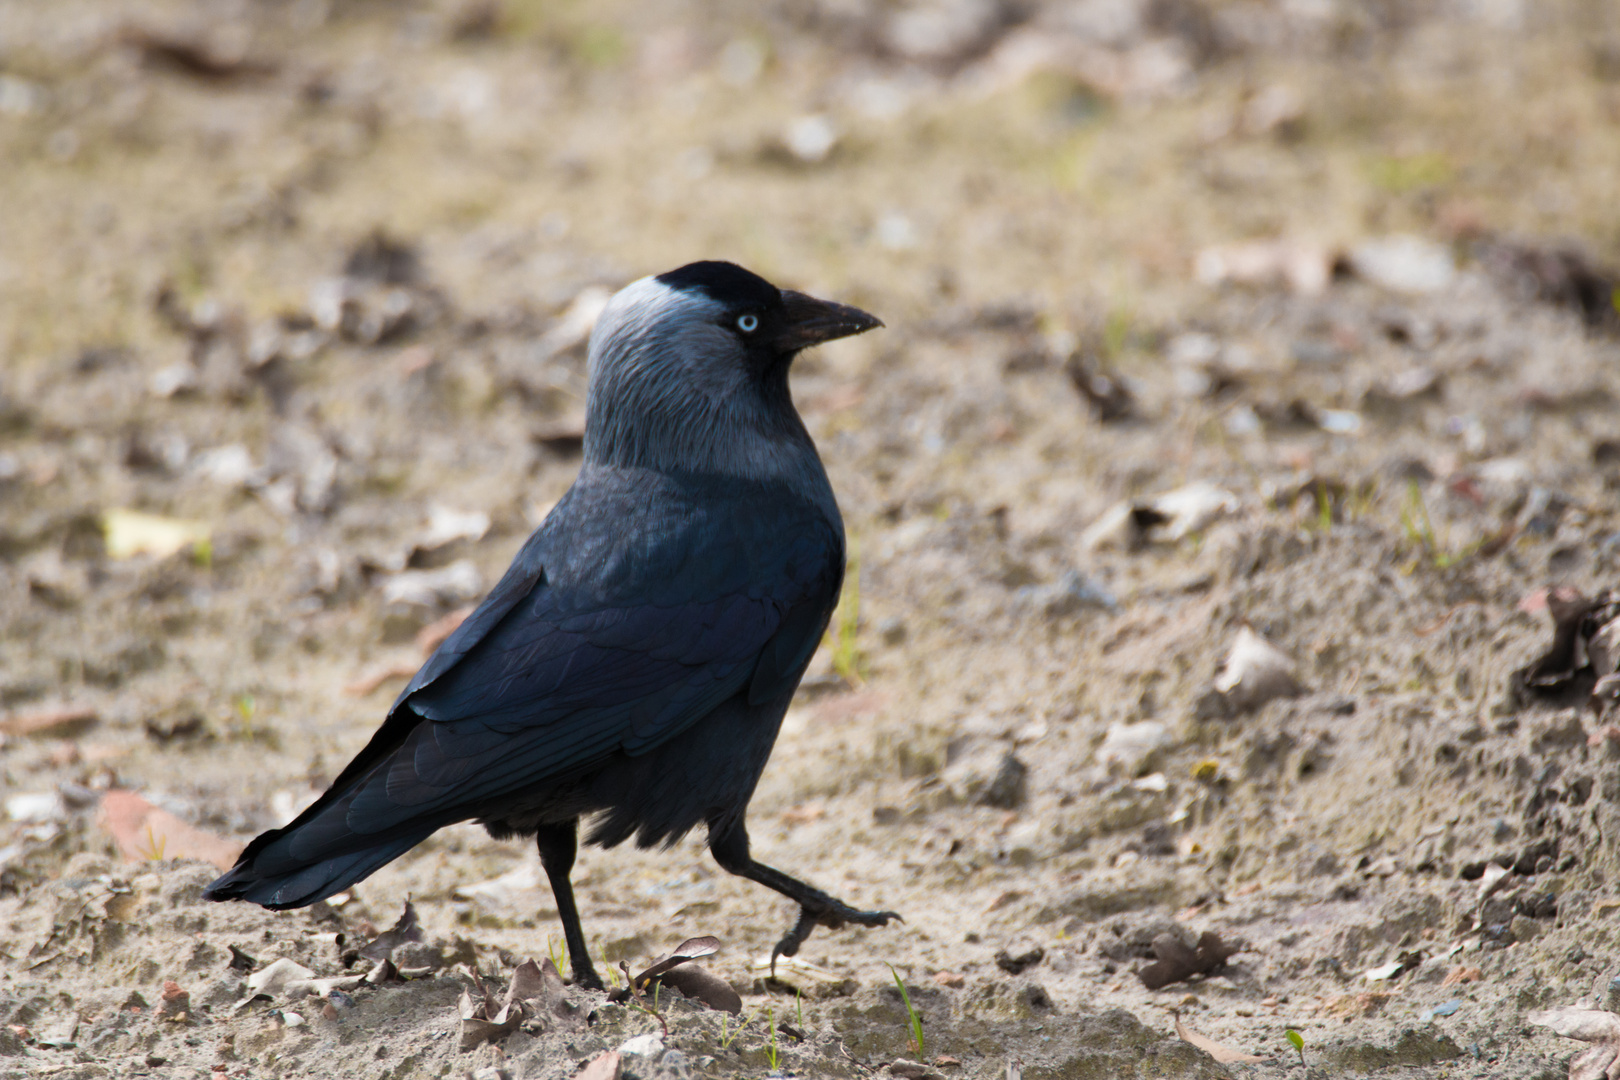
[736,314,759,333]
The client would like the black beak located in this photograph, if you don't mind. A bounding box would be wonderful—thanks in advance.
[777,290,884,353]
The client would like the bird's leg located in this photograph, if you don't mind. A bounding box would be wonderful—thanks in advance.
[535,820,604,991]
[708,819,900,971]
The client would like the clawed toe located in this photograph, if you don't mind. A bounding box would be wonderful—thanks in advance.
[817,902,901,931]
[769,902,903,973]
[846,908,902,929]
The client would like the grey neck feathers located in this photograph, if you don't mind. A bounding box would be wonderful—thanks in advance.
[581,279,837,515]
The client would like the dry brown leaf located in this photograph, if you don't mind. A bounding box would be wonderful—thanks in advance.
[345,607,474,696]
[343,660,421,697]
[0,704,99,739]
[359,900,424,961]
[1588,725,1620,748]
[781,801,826,825]
[612,936,739,1013]
[1440,965,1482,987]
[1318,990,1399,1019]
[458,1007,519,1050]
[985,890,1028,913]
[416,605,474,653]
[506,958,547,1002]
[1173,1012,1267,1064]
[1139,931,1239,990]
[1514,587,1619,705]
[459,955,580,1049]
[631,936,721,983]
[98,790,240,870]
[158,981,190,1017]
[659,965,742,1014]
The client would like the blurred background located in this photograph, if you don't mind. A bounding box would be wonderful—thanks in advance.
[5,1,1620,1075]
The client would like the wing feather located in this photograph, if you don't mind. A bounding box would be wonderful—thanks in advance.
[214,474,843,899]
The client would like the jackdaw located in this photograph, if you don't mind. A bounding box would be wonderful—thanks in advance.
[204,260,897,988]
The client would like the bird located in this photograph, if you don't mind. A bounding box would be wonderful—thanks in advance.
[205,260,898,989]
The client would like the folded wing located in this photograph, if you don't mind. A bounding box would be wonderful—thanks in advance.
[205,480,841,908]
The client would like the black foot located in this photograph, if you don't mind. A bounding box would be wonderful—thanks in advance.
[572,964,606,992]
[770,902,902,972]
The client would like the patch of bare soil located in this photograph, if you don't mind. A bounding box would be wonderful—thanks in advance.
[5,1,1620,1078]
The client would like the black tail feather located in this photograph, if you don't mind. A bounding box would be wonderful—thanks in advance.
[205,828,434,909]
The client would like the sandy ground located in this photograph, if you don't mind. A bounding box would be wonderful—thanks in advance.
[5,0,1620,1077]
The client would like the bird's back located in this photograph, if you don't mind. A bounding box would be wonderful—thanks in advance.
[422,464,845,835]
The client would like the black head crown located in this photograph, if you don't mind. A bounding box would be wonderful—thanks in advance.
[656,261,783,311]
